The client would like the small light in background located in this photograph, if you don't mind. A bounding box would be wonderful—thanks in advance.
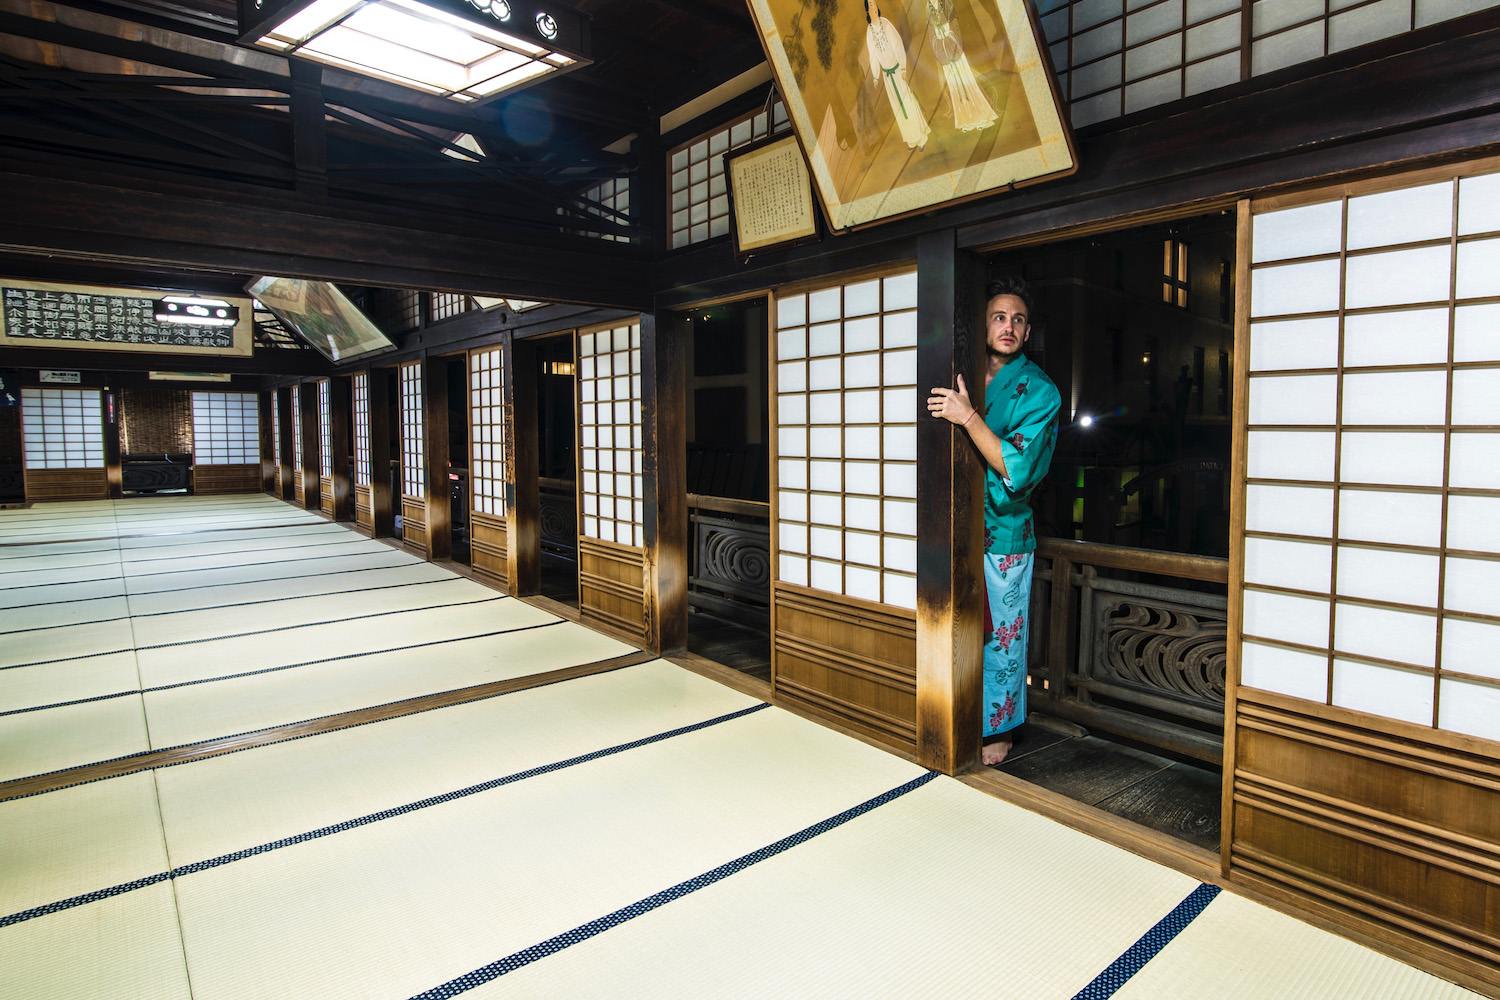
[1078,414,1094,428]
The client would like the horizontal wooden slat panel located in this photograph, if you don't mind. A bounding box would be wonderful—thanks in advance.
[319,475,334,515]
[471,510,508,588]
[193,464,261,495]
[25,468,108,502]
[1231,697,1500,984]
[772,582,916,753]
[579,535,647,645]
[401,495,428,559]
[294,470,305,505]
[355,484,372,534]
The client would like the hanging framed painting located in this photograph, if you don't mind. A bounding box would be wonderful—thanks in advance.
[745,0,1076,231]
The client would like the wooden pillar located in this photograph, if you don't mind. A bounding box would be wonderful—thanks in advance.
[509,335,541,596]
[103,388,122,499]
[914,230,987,775]
[328,374,353,521]
[259,391,275,493]
[299,380,321,511]
[368,367,394,536]
[642,309,687,654]
[277,385,294,501]
[422,354,452,561]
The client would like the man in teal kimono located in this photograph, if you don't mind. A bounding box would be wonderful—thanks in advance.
[927,276,1060,764]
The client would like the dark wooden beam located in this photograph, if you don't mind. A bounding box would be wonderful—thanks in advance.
[276,385,293,500]
[367,366,395,537]
[0,169,654,309]
[914,231,985,775]
[508,334,541,597]
[0,344,328,377]
[421,354,452,561]
[298,380,320,510]
[641,309,686,655]
[329,373,353,521]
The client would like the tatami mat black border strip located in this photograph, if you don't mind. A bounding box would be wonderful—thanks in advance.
[0,576,459,630]
[0,618,565,716]
[2,653,655,798]
[0,561,444,612]
[0,594,509,671]
[408,770,941,999]
[0,702,770,930]
[0,533,361,575]
[1071,883,1222,999]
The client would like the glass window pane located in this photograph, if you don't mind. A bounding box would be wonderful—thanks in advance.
[1244,536,1332,592]
[1251,259,1341,316]
[1247,373,1336,424]
[1245,483,1334,537]
[1336,546,1439,606]
[1437,678,1500,742]
[1337,488,1442,548]
[1339,431,1445,487]
[1341,370,1448,425]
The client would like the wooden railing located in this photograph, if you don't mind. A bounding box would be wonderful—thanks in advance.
[1030,538,1229,765]
[687,494,770,629]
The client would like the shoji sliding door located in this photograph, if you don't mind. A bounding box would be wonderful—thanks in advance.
[21,387,108,501]
[577,320,648,643]
[290,384,305,505]
[399,361,428,557]
[269,390,282,494]
[353,371,372,531]
[1230,160,1500,989]
[190,391,260,493]
[469,345,510,588]
[316,378,334,515]
[772,270,920,752]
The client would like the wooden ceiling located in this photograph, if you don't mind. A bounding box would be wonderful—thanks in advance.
[0,0,765,316]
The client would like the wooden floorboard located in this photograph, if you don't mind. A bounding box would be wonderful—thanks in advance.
[1094,761,1222,851]
[997,735,1172,806]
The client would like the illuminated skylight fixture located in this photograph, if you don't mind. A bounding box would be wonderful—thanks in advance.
[238,0,589,103]
[154,296,239,326]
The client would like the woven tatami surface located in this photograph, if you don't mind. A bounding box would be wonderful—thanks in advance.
[0,496,1484,1000]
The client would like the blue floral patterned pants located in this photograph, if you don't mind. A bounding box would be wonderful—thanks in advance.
[982,551,1034,737]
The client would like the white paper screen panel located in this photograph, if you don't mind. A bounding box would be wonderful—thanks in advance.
[317,379,332,478]
[271,393,281,467]
[667,100,789,250]
[1241,162,1500,742]
[400,362,425,499]
[21,387,104,470]
[469,346,508,517]
[578,322,643,546]
[290,388,303,470]
[774,270,919,610]
[353,372,371,488]
[190,392,259,466]
[1040,0,1500,129]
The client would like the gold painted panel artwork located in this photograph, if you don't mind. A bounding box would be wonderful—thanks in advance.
[747,0,1076,230]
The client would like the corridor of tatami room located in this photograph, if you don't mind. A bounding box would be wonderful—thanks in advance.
[0,497,1487,999]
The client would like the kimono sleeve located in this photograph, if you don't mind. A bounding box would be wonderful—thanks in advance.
[996,376,1061,499]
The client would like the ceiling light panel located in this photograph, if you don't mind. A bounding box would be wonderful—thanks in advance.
[239,0,589,102]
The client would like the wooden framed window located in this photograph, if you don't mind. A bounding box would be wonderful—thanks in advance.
[353,372,371,488]
[191,392,258,465]
[21,388,104,469]
[429,292,468,323]
[469,346,507,517]
[1239,158,1500,742]
[290,384,303,472]
[667,99,789,250]
[271,391,281,468]
[577,321,643,546]
[773,270,919,610]
[316,378,332,478]
[1042,0,1497,129]
[400,362,424,499]
[1164,237,1189,308]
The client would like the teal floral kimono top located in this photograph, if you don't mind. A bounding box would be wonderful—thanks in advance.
[983,354,1061,554]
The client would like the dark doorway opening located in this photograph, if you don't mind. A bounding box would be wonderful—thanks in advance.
[535,335,578,607]
[446,356,470,565]
[682,298,772,681]
[985,210,1235,852]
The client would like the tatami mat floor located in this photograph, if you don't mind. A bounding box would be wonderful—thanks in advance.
[0,496,1484,999]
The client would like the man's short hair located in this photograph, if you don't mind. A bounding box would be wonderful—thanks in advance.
[985,275,1034,319]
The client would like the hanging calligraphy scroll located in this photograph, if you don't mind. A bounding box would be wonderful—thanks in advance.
[0,279,254,358]
[745,0,1076,231]
[725,133,821,257]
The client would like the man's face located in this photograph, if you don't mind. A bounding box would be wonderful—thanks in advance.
[986,293,1030,361]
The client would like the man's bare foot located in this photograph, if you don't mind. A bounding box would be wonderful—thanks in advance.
[981,738,1012,766]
